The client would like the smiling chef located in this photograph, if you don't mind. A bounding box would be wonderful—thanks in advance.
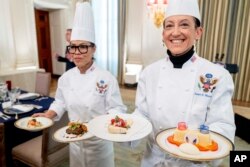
[33,2,126,167]
[131,0,236,166]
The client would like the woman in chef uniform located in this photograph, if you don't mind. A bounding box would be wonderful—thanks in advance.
[33,2,126,167]
[132,0,235,166]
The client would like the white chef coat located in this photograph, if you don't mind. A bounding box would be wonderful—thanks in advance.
[49,62,127,167]
[133,53,235,167]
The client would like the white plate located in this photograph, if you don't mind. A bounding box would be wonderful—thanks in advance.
[88,113,152,142]
[53,124,94,143]
[15,117,53,131]
[3,104,34,115]
[18,93,40,100]
[156,128,234,161]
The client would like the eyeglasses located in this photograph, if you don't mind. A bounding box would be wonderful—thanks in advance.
[67,43,95,54]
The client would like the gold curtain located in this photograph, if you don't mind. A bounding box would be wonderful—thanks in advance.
[197,0,250,102]
[117,0,127,84]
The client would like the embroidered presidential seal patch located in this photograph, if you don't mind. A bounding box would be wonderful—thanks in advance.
[96,80,108,95]
[198,73,218,93]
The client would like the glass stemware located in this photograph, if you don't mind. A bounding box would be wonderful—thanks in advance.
[8,88,21,119]
[8,90,17,105]
[0,83,8,102]
[14,87,21,104]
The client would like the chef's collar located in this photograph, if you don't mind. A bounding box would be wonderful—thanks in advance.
[167,46,194,68]
[76,62,96,74]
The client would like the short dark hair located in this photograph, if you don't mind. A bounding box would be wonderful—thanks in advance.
[194,18,201,28]
[90,42,96,60]
[90,42,96,47]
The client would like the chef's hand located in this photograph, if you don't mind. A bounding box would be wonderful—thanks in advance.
[32,110,57,119]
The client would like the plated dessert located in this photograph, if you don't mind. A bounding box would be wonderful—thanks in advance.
[167,122,218,155]
[156,123,233,161]
[108,115,133,134]
[88,113,152,142]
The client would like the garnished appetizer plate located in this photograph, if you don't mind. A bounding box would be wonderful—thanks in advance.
[88,113,152,142]
[53,123,94,143]
[156,128,234,161]
[15,117,53,131]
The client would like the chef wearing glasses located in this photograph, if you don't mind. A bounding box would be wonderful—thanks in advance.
[34,2,126,167]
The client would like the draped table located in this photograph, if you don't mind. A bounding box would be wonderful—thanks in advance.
[0,95,54,167]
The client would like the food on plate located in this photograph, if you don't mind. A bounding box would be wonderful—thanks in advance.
[167,122,218,152]
[108,115,133,134]
[64,122,88,138]
[27,118,42,128]
[179,143,200,155]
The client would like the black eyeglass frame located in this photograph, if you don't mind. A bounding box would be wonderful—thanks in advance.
[67,43,95,54]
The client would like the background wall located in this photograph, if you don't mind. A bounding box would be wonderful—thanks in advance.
[49,1,76,75]
[0,0,38,73]
[0,0,40,91]
[125,0,165,67]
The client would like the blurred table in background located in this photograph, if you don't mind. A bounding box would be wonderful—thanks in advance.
[0,94,54,167]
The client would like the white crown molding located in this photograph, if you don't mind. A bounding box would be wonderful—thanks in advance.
[34,0,70,10]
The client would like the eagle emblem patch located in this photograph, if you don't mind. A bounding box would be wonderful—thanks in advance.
[96,80,108,95]
[198,73,218,93]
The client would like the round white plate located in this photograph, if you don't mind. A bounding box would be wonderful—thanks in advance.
[3,104,34,115]
[53,124,94,143]
[18,93,40,100]
[88,113,152,142]
[15,117,53,131]
[156,128,234,161]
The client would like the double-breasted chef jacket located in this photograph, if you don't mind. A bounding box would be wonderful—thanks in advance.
[133,53,235,167]
[50,62,127,167]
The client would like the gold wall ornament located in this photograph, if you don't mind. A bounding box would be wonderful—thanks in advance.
[154,10,165,28]
[147,0,168,28]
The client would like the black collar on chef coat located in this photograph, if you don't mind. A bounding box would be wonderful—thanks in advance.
[167,46,194,68]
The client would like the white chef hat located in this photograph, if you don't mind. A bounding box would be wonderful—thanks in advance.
[165,0,201,22]
[71,2,95,43]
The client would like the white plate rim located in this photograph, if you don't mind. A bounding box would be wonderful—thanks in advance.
[88,113,152,142]
[14,117,54,131]
[3,104,35,115]
[155,128,234,161]
[18,93,40,100]
[53,124,94,143]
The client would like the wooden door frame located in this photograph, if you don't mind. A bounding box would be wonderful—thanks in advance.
[35,9,53,73]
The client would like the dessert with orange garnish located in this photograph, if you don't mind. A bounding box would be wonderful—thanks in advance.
[167,122,218,154]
